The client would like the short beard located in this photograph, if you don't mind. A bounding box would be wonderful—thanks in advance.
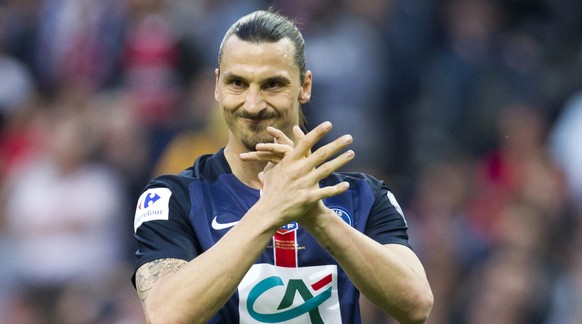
[241,125,273,151]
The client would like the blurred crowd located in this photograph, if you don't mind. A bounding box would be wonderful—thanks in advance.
[0,0,581,323]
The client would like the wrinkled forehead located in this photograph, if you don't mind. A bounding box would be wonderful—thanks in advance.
[220,36,300,74]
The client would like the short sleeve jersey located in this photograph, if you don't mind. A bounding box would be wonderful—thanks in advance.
[133,148,410,323]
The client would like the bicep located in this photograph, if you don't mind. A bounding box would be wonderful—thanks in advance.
[135,258,188,305]
[384,244,428,280]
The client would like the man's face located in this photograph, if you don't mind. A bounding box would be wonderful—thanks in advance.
[215,36,311,152]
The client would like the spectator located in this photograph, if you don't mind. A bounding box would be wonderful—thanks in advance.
[0,93,127,322]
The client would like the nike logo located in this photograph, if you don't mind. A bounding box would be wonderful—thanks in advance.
[211,216,239,230]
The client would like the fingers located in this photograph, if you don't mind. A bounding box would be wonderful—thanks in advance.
[241,121,355,189]
[240,150,285,163]
[239,126,294,162]
[311,149,355,182]
[240,143,292,163]
[266,126,294,147]
[246,122,354,177]
[292,124,355,190]
[292,125,306,142]
[287,121,333,160]
[255,143,292,155]
[317,181,350,199]
[292,126,311,157]
[303,133,353,172]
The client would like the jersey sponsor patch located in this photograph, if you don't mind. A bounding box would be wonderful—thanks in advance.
[273,225,298,268]
[134,188,172,232]
[238,264,341,323]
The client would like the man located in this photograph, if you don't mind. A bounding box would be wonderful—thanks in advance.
[132,10,433,323]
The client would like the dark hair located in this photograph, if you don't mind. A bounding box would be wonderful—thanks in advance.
[217,10,307,83]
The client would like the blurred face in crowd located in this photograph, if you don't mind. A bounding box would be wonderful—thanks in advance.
[215,36,312,152]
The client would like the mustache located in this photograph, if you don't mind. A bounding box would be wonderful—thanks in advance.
[235,110,279,120]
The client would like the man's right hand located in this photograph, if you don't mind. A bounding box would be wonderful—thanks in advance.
[241,121,355,228]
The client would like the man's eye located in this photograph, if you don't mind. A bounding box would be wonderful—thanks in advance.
[266,81,281,89]
[229,79,244,87]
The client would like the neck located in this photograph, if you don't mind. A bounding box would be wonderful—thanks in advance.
[224,145,266,190]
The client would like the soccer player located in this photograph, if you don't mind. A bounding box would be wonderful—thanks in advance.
[132,10,433,323]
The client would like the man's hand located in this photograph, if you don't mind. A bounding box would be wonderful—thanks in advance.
[242,122,433,323]
[240,121,354,227]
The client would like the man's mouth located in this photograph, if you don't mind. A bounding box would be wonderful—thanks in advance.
[241,116,275,126]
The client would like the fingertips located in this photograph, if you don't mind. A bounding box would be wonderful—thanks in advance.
[337,181,350,192]
[266,126,284,137]
[337,149,356,170]
[319,121,332,131]
[267,126,295,145]
[311,121,332,140]
[320,181,350,199]
[301,121,332,140]
[332,182,351,197]
[293,121,332,156]
[342,134,353,145]
[326,134,353,155]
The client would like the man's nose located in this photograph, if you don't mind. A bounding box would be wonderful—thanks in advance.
[244,86,267,113]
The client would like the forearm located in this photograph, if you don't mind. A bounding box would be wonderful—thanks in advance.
[301,209,433,323]
[142,204,278,323]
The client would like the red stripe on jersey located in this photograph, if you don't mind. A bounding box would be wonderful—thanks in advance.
[311,273,332,291]
[273,230,297,268]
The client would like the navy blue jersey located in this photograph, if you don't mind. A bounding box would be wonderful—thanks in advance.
[133,148,410,323]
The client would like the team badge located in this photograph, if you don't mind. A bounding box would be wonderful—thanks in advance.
[330,207,353,226]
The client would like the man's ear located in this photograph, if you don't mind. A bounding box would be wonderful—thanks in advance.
[214,68,220,101]
[299,70,312,104]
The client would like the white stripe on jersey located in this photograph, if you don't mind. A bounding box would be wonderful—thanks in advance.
[387,191,407,226]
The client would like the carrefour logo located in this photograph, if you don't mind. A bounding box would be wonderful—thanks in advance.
[139,192,161,210]
[134,188,171,232]
[247,274,332,323]
[239,264,341,323]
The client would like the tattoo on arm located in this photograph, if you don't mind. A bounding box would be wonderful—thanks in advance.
[136,258,188,304]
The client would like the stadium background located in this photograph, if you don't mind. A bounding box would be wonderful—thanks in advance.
[1,0,581,323]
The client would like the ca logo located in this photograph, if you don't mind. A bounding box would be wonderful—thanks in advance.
[247,274,333,323]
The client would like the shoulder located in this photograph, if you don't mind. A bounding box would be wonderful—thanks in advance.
[139,173,196,210]
[134,154,214,219]
[326,171,386,192]
[144,149,228,191]
[331,172,404,215]
[339,172,382,183]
